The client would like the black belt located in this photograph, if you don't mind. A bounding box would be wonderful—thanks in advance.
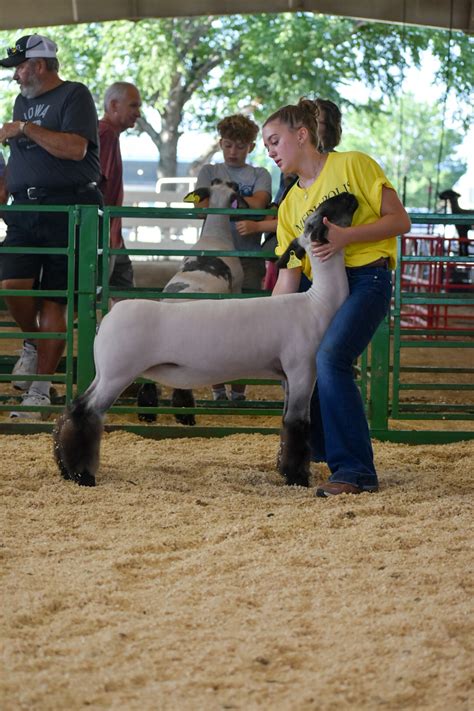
[13,182,98,201]
[348,257,390,270]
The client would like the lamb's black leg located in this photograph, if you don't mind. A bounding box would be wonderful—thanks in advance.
[137,382,160,423]
[53,396,103,487]
[278,418,311,487]
[172,388,196,426]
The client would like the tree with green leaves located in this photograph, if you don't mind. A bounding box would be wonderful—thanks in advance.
[0,14,472,179]
[340,95,467,209]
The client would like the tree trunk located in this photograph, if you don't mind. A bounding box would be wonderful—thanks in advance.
[134,23,229,182]
[189,138,220,176]
[156,126,179,180]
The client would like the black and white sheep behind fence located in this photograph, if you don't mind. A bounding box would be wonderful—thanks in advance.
[137,178,247,426]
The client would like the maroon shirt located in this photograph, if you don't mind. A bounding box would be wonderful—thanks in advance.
[98,118,124,249]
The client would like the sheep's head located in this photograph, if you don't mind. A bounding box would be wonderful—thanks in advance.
[184,179,249,209]
[276,192,358,269]
[438,189,461,201]
[304,192,358,245]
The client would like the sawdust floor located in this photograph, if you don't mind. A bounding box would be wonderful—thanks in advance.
[1,431,473,711]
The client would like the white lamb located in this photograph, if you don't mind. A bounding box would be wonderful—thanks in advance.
[54,192,358,487]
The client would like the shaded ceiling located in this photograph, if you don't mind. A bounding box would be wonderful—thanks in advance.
[0,0,472,33]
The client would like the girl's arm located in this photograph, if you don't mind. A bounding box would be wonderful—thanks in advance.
[271,265,302,295]
[313,186,411,261]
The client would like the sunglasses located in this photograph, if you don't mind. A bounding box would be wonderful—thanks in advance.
[7,38,42,57]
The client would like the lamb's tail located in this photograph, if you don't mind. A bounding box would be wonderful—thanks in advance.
[53,393,103,487]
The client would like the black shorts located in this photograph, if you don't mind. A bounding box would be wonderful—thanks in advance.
[0,186,103,303]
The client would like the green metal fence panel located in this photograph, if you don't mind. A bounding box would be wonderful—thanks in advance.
[76,205,100,393]
[0,203,78,423]
[369,314,391,431]
[1,204,473,442]
[387,228,473,441]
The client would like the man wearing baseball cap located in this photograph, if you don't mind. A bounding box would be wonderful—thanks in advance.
[0,35,59,69]
[0,35,103,419]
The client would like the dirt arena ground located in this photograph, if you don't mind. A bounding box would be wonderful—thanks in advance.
[1,428,473,711]
[1,293,473,710]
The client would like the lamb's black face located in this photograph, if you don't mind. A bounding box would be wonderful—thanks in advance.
[210,178,240,193]
[225,181,244,208]
[438,189,460,200]
[305,193,358,244]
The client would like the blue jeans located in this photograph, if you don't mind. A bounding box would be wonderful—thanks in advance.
[307,266,393,489]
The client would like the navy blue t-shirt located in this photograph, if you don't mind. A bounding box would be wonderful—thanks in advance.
[7,81,100,193]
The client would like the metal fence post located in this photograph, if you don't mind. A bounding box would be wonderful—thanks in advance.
[76,205,99,395]
[369,311,391,436]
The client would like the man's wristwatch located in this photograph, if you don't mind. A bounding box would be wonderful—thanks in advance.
[18,121,29,134]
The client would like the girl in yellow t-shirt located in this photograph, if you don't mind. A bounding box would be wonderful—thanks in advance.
[263,98,411,497]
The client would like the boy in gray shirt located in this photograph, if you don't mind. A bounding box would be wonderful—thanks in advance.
[196,114,272,400]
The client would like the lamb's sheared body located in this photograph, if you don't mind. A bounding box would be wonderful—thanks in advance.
[54,192,358,487]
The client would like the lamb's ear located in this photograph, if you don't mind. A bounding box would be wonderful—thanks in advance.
[276,238,306,269]
[294,240,306,259]
[229,195,250,220]
[233,195,249,209]
[184,187,210,203]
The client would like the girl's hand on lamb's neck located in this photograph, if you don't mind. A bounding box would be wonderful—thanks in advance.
[311,219,352,262]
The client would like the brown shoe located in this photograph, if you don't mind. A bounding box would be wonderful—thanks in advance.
[316,482,364,497]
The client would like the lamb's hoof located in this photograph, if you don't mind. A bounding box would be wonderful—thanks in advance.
[137,383,159,423]
[283,471,310,487]
[175,413,196,426]
[54,446,74,483]
[50,387,65,405]
[75,470,96,487]
[138,412,157,423]
[58,463,72,481]
[171,389,196,426]
[60,468,96,487]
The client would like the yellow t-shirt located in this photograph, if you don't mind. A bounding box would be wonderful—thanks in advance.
[276,151,398,279]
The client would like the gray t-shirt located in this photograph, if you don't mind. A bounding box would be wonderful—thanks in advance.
[196,162,272,252]
[7,81,100,193]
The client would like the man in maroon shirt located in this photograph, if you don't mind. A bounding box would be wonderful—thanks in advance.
[99,82,142,292]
